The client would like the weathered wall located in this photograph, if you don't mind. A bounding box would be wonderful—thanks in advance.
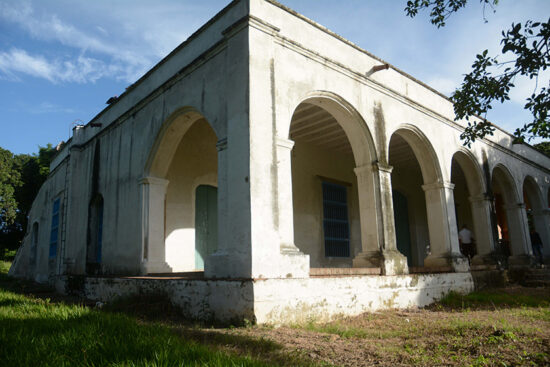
[291,141,361,267]
[254,272,474,324]
[11,0,550,283]
[58,272,474,325]
[9,160,68,283]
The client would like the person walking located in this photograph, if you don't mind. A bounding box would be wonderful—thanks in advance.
[530,228,544,267]
[458,224,475,262]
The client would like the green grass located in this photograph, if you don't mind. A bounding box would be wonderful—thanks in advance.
[0,260,11,275]
[438,290,550,309]
[0,262,275,367]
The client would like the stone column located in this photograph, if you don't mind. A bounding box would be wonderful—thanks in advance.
[274,137,309,277]
[507,203,535,267]
[140,176,171,274]
[204,138,238,278]
[276,138,298,252]
[352,163,408,275]
[422,181,469,272]
[469,194,498,266]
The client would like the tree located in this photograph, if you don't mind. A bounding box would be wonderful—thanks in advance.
[0,145,56,256]
[534,141,550,157]
[405,1,550,147]
[0,148,21,229]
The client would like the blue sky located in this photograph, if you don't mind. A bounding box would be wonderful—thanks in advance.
[0,0,548,155]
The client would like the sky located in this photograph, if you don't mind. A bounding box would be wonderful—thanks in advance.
[0,0,549,155]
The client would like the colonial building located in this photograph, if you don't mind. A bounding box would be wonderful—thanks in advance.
[10,0,550,324]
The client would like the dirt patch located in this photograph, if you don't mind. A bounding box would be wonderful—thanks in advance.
[192,286,550,367]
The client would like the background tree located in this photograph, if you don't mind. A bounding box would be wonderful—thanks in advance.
[534,141,550,157]
[0,145,56,258]
[405,1,550,146]
[0,148,21,230]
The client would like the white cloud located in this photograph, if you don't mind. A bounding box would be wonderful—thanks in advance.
[0,1,230,84]
[0,48,124,83]
[0,48,57,82]
[0,1,158,83]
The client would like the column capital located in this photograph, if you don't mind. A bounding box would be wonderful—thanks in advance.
[422,180,454,192]
[373,162,393,174]
[216,138,228,152]
[354,164,372,177]
[139,176,169,188]
[276,137,295,150]
[468,194,491,204]
[529,208,547,216]
[505,202,526,210]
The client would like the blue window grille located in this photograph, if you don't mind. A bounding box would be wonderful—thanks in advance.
[49,198,60,259]
[322,182,350,257]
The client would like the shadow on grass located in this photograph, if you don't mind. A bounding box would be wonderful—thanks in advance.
[0,272,316,367]
[102,294,317,367]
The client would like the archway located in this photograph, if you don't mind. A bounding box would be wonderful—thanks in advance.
[491,165,531,265]
[142,108,218,274]
[388,131,431,268]
[289,95,376,268]
[29,222,39,272]
[450,150,495,265]
[523,176,550,262]
[389,126,465,271]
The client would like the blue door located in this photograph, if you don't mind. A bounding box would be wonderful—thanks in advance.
[195,185,218,270]
[392,190,413,266]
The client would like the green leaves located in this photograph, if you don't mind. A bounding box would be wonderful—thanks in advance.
[0,148,22,228]
[455,17,550,145]
[405,0,496,28]
[405,1,549,146]
[0,145,56,250]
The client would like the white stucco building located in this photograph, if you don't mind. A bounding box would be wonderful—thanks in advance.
[10,0,550,324]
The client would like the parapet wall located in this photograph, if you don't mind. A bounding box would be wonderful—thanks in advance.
[55,273,474,325]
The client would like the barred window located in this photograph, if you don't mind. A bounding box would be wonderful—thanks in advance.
[322,182,350,257]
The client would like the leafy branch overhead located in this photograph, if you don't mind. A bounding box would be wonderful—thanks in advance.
[405,1,550,147]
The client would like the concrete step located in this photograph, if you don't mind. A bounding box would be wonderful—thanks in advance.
[521,268,550,287]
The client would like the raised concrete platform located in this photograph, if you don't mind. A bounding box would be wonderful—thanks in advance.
[56,271,474,325]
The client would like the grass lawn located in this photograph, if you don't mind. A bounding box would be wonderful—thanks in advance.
[0,260,285,367]
[1,259,549,366]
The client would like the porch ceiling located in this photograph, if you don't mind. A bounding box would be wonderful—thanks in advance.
[389,134,421,174]
[290,103,353,155]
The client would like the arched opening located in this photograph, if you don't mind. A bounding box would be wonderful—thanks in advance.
[143,109,218,273]
[451,158,474,258]
[388,132,432,268]
[523,176,549,264]
[450,151,491,263]
[290,103,358,266]
[388,126,462,271]
[289,96,375,268]
[86,194,104,275]
[29,222,39,272]
[491,165,530,263]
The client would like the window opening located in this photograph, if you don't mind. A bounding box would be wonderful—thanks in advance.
[49,198,60,259]
[322,181,350,257]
